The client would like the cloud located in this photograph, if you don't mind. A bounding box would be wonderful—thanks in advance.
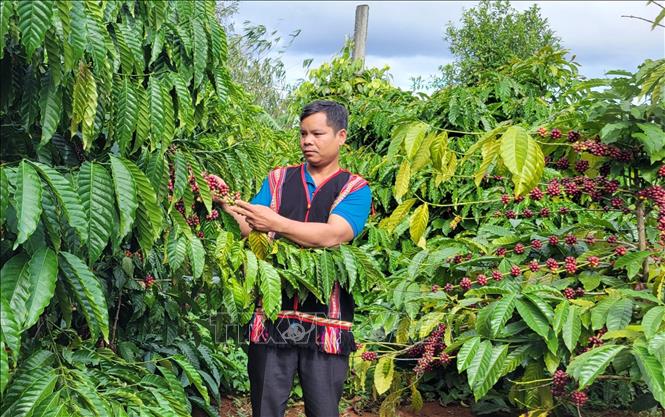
[232,1,664,90]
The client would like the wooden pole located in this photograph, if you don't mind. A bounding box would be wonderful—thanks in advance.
[352,4,369,66]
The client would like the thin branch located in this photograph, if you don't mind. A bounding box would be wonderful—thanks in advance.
[621,15,665,28]
[111,290,123,350]
[649,1,664,10]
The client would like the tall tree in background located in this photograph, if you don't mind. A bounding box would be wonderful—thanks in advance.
[434,0,561,88]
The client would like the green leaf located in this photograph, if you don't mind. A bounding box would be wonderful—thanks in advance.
[172,152,188,202]
[614,251,651,279]
[567,345,625,389]
[109,156,138,240]
[258,260,281,320]
[1,296,20,356]
[553,301,570,335]
[39,80,61,145]
[563,305,581,352]
[473,344,509,400]
[409,203,429,248]
[59,252,109,341]
[1,252,30,330]
[499,126,544,196]
[0,168,8,227]
[642,306,665,340]
[172,354,209,405]
[0,342,7,394]
[419,312,445,339]
[112,76,138,154]
[633,123,665,160]
[120,158,163,252]
[191,17,208,88]
[591,297,617,330]
[394,159,411,202]
[243,249,258,292]
[78,162,115,265]
[71,62,98,150]
[411,132,435,171]
[491,294,516,338]
[161,80,175,149]
[187,237,205,279]
[248,231,271,260]
[466,340,492,388]
[402,122,428,160]
[632,346,665,407]
[515,298,550,339]
[12,161,42,249]
[173,75,194,132]
[148,77,164,149]
[458,336,482,373]
[339,245,358,291]
[0,0,14,60]
[29,162,88,243]
[16,0,52,59]
[502,345,536,375]
[22,248,57,330]
[600,122,629,143]
[318,250,335,303]
[1,367,57,417]
[380,198,416,233]
[606,298,633,331]
[474,140,501,187]
[373,356,394,395]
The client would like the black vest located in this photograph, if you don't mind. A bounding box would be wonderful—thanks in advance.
[276,165,354,322]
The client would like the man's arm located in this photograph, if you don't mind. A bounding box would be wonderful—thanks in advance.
[228,200,354,247]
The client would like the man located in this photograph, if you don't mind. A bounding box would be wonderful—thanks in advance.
[212,100,371,417]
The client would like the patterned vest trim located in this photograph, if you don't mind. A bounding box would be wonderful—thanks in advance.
[248,164,367,356]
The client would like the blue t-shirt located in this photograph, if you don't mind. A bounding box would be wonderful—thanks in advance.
[250,165,372,238]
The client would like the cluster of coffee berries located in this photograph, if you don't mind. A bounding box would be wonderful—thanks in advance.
[586,328,607,350]
[186,214,200,227]
[528,260,540,272]
[659,165,665,178]
[572,138,633,162]
[551,369,569,397]
[205,209,220,221]
[144,273,155,288]
[510,265,521,277]
[588,256,600,268]
[204,173,230,196]
[615,246,627,256]
[361,351,377,361]
[530,187,544,200]
[563,287,584,299]
[476,274,488,286]
[414,324,448,375]
[564,257,577,274]
[546,258,558,272]
[564,234,577,246]
[459,277,472,291]
[570,390,589,407]
[638,185,665,242]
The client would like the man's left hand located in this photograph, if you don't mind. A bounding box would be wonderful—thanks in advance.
[228,200,282,232]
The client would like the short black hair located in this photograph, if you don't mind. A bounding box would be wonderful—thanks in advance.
[300,100,348,133]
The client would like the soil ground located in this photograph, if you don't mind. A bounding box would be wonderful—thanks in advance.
[213,396,664,417]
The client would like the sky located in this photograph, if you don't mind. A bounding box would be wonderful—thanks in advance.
[230,1,665,91]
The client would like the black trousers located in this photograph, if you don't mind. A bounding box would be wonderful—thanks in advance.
[247,343,349,417]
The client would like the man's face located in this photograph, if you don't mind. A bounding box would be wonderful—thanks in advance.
[299,112,346,167]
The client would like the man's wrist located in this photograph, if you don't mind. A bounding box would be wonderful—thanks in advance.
[273,215,289,234]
